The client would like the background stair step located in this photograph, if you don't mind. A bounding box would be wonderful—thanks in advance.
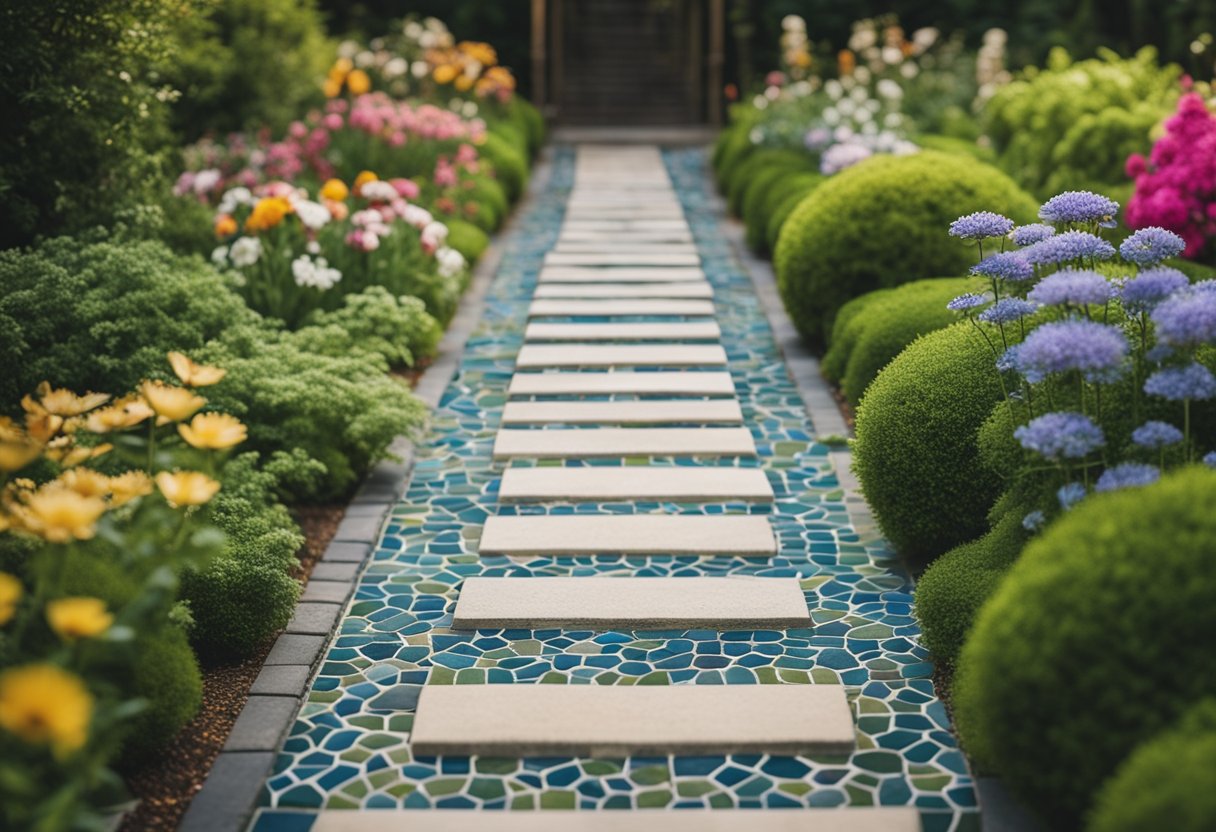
[478,514,775,556]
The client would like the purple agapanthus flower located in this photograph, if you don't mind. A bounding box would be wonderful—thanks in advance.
[1027,269,1116,307]
[949,211,1015,240]
[1015,411,1106,460]
[1095,462,1160,492]
[1011,223,1056,246]
[947,292,988,312]
[996,344,1021,372]
[979,298,1038,324]
[1195,280,1216,293]
[1015,319,1129,383]
[1039,191,1120,227]
[1021,231,1117,266]
[1151,290,1216,347]
[1204,450,1216,468]
[1143,363,1216,401]
[1131,420,1184,449]
[1057,481,1087,510]
[1119,227,1186,266]
[1120,267,1190,313]
[971,252,1034,282]
[1022,510,1046,531]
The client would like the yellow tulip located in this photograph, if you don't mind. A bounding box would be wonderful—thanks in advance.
[178,412,247,450]
[46,597,113,640]
[0,664,93,758]
[34,382,110,417]
[167,352,226,387]
[156,471,220,508]
[0,573,22,626]
[21,485,107,543]
[320,179,349,202]
[107,470,153,507]
[346,68,371,95]
[140,381,205,422]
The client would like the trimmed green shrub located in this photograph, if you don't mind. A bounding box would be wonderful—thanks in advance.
[120,626,203,764]
[774,151,1038,347]
[468,177,510,228]
[0,0,179,248]
[298,287,442,369]
[913,504,1026,666]
[714,118,760,190]
[726,149,814,217]
[489,122,529,163]
[764,173,825,253]
[508,98,546,156]
[479,132,528,202]
[852,322,1005,561]
[445,218,490,263]
[1088,700,1216,832]
[165,0,333,140]
[954,468,1216,825]
[823,277,976,406]
[914,134,997,165]
[741,167,821,254]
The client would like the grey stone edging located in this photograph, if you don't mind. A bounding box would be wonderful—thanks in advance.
[177,149,557,832]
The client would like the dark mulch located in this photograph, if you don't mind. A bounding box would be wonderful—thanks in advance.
[119,502,346,832]
[830,384,857,432]
[390,356,433,390]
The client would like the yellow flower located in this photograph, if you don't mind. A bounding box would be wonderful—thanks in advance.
[433,63,459,84]
[34,382,110,417]
[21,484,107,543]
[459,41,497,66]
[168,352,226,387]
[58,468,111,499]
[323,77,342,98]
[244,196,294,232]
[0,664,93,758]
[0,440,40,473]
[156,471,220,508]
[353,170,378,195]
[141,381,206,422]
[85,395,153,433]
[0,573,22,626]
[178,412,247,450]
[346,68,371,95]
[50,441,112,469]
[214,213,237,238]
[47,597,113,641]
[21,396,63,443]
[454,74,474,92]
[107,470,153,507]
[330,57,353,79]
[320,178,349,202]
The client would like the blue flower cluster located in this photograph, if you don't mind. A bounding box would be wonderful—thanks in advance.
[1120,267,1190,313]
[1143,362,1216,401]
[978,298,1037,324]
[971,252,1034,282]
[1015,411,1106,460]
[1022,231,1116,266]
[1011,223,1055,246]
[1015,319,1128,383]
[1027,269,1115,307]
[1131,420,1184,449]
[1151,290,1216,347]
[1038,191,1120,227]
[1095,462,1160,492]
[949,211,1015,240]
[947,292,988,312]
[1057,481,1087,510]
[1119,227,1186,266]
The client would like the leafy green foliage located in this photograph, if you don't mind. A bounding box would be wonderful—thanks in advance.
[1088,700,1216,832]
[298,287,442,369]
[0,0,180,248]
[445,218,490,263]
[984,47,1179,197]
[119,627,203,765]
[765,174,824,253]
[479,132,528,202]
[726,149,815,217]
[823,278,976,405]
[852,323,1006,561]
[954,468,1216,825]
[774,151,1038,347]
[165,0,334,140]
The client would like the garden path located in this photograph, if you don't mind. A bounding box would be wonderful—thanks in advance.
[247,145,978,831]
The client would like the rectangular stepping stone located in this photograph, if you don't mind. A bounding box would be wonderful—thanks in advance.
[559,229,692,242]
[410,683,853,757]
[539,266,705,283]
[311,809,922,832]
[545,252,700,267]
[562,220,690,231]
[478,514,774,555]
[498,466,773,502]
[493,427,756,459]
[529,299,715,317]
[508,371,736,396]
[500,399,743,424]
[554,242,698,254]
[516,344,726,368]
[452,576,806,629]
[563,212,686,222]
[524,321,721,341]
[532,282,713,299]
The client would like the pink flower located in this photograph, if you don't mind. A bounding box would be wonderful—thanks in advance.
[345,229,381,252]
[323,113,344,131]
[390,178,420,199]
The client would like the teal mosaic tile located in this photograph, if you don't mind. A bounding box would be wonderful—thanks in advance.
[250,147,978,829]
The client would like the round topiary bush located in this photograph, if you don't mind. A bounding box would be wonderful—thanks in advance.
[1087,700,1216,832]
[120,626,204,765]
[852,322,1006,561]
[773,150,1038,347]
[726,148,814,217]
[478,132,527,202]
[765,173,824,253]
[824,277,976,405]
[953,468,1216,826]
[742,167,821,254]
[713,119,760,190]
[446,218,490,262]
[469,176,509,227]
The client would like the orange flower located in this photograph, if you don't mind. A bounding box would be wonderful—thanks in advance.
[320,179,349,202]
[214,214,237,237]
[325,200,349,221]
[458,41,497,66]
[244,196,294,232]
[454,74,474,92]
[838,49,856,75]
[168,352,226,387]
[346,69,371,95]
[433,63,459,85]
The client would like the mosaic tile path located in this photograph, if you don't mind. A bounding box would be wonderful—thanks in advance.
[249,145,979,831]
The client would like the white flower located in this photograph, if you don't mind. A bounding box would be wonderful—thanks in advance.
[836,98,855,116]
[193,169,221,195]
[436,246,466,278]
[748,127,765,144]
[462,101,479,118]
[306,240,321,255]
[359,181,399,202]
[752,95,768,110]
[877,79,904,100]
[404,21,423,39]
[292,255,342,290]
[229,236,262,267]
[218,187,253,216]
[821,107,840,126]
[338,39,359,58]
[293,199,331,230]
[402,205,433,229]
[882,46,904,65]
[421,221,449,249]
[210,246,228,265]
[411,60,429,79]
[419,31,438,49]
[355,50,374,68]
[781,15,805,32]
[764,85,781,101]
[384,57,407,78]
[849,86,869,103]
[821,140,873,175]
[912,27,940,49]
[824,79,843,100]
[849,27,877,52]
[854,66,872,84]
[900,63,919,79]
